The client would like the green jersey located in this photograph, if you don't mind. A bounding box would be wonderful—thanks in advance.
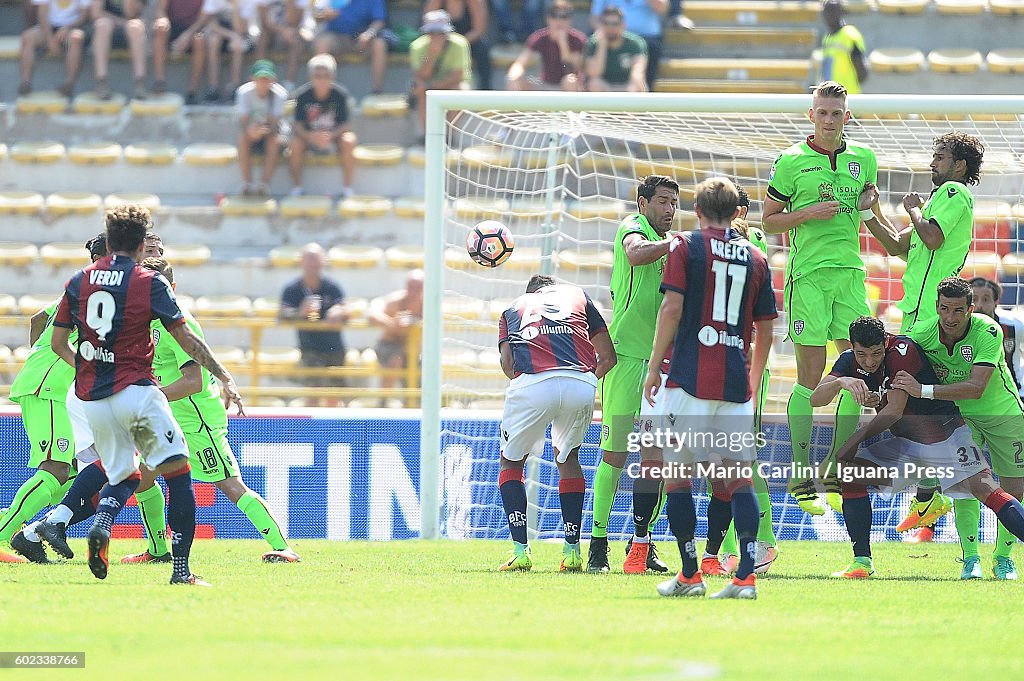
[10,299,77,403]
[151,310,227,432]
[608,214,666,360]
[898,181,974,328]
[910,313,1024,420]
[766,136,878,280]
[747,225,768,255]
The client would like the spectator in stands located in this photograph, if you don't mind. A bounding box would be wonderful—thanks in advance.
[668,0,693,30]
[585,6,647,92]
[590,0,666,90]
[201,0,253,102]
[506,0,585,92]
[279,243,349,405]
[409,11,472,134]
[289,54,357,198]
[312,0,393,94]
[236,60,289,196]
[423,0,492,89]
[91,0,148,99]
[820,0,867,94]
[491,0,541,44]
[18,0,90,97]
[255,0,303,92]
[368,269,424,399]
[151,0,206,98]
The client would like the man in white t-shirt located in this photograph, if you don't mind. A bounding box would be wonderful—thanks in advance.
[235,59,290,196]
[18,0,91,98]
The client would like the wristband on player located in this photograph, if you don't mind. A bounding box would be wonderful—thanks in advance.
[859,208,875,221]
[921,384,934,399]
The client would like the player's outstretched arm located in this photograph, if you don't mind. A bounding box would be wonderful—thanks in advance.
[591,330,616,380]
[892,366,993,401]
[834,388,908,463]
[50,324,76,367]
[644,291,682,405]
[858,182,911,257]
[622,233,671,267]
[761,196,841,235]
[166,322,245,415]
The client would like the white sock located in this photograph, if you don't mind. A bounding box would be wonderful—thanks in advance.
[46,504,73,526]
[632,534,650,545]
[23,521,41,542]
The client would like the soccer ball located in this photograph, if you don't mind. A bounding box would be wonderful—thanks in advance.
[466,220,515,268]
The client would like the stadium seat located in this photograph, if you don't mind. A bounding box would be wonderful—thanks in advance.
[183,143,238,166]
[344,348,365,367]
[0,190,44,214]
[9,141,65,164]
[220,196,277,216]
[393,196,425,219]
[569,199,628,220]
[72,92,126,114]
[986,49,1024,74]
[667,27,816,51]
[935,0,988,13]
[558,248,613,271]
[509,198,565,218]
[0,36,19,59]
[684,0,819,23]
[129,93,184,116]
[0,294,17,315]
[927,49,983,74]
[460,145,513,169]
[841,0,877,12]
[0,345,11,365]
[0,242,38,266]
[991,0,1024,14]
[583,154,636,174]
[443,298,485,320]
[195,295,253,317]
[124,143,178,165]
[15,92,68,114]
[445,247,474,270]
[175,294,195,311]
[280,195,331,218]
[406,147,425,168]
[46,192,103,216]
[659,57,812,81]
[960,251,1002,280]
[345,297,368,319]
[487,299,515,320]
[869,48,925,73]
[327,245,383,268]
[1001,254,1024,304]
[877,0,928,13]
[41,242,88,266]
[68,142,122,165]
[385,245,425,269]
[269,246,302,267]
[490,43,521,69]
[0,144,5,162]
[105,193,161,212]
[255,347,302,366]
[162,243,211,266]
[360,94,409,118]
[504,246,546,271]
[441,347,480,367]
[13,345,31,361]
[338,195,392,218]
[654,79,806,94]
[453,197,510,219]
[18,294,56,315]
[210,345,247,364]
[353,144,404,167]
[252,296,279,318]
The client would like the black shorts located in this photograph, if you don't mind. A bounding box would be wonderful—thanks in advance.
[300,349,346,387]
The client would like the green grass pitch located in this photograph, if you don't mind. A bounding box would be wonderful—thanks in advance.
[2,538,1023,680]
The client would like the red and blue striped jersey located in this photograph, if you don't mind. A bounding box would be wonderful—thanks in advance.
[662,228,777,403]
[54,254,185,401]
[498,284,608,378]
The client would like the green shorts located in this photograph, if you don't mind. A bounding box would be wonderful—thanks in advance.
[966,413,1024,478]
[20,396,75,468]
[184,424,241,483]
[599,355,647,452]
[784,268,870,346]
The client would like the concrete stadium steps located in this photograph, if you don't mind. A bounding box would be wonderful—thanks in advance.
[654,79,808,94]
[850,3,1024,54]
[682,1,822,25]
[659,58,813,81]
[665,27,818,59]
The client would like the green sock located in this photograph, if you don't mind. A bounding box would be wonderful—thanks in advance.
[50,477,73,507]
[994,520,1018,559]
[788,383,814,472]
[0,470,61,544]
[238,491,288,550]
[829,390,862,468]
[591,460,622,538]
[134,484,169,556]
[647,483,666,534]
[754,466,776,545]
[954,497,982,559]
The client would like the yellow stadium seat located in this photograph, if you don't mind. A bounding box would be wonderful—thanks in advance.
[443,298,485,320]
[195,295,252,317]
[353,144,404,166]
[441,347,480,366]
[660,57,812,81]
[252,296,280,318]
[41,242,88,266]
[124,143,178,165]
[346,297,368,320]
[220,196,277,216]
[927,49,983,74]
[569,199,628,220]
[19,293,57,315]
[105,193,161,212]
[9,141,65,164]
[14,345,32,361]
[453,197,510,219]
[279,196,331,218]
[461,145,513,169]
[338,195,392,218]
[130,93,184,116]
[255,347,302,365]
[991,0,1024,14]
[183,143,238,166]
[393,196,425,219]
[841,0,877,12]
[0,191,44,215]
[345,348,365,367]
[877,0,929,13]
[0,294,17,315]
[960,251,1002,280]
[488,299,515,320]
[505,246,546,271]
[490,43,522,69]
[0,242,38,266]
[509,198,565,218]
[327,245,383,268]
[68,142,122,165]
[46,192,103,216]
[16,92,68,114]
[175,294,195,312]
[683,0,819,23]
[869,48,925,73]
[162,243,211,267]
[269,246,302,267]
[385,245,425,269]
[935,0,987,13]
[558,248,613,271]
[0,345,11,365]
[73,92,126,114]
[1002,252,1024,276]
[210,345,248,364]
[654,79,805,94]
[445,247,474,270]
[477,349,501,369]
[360,94,409,118]
[987,49,1024,74]
[0,144,5,162]
[0,36,19,59]
[406,146,425,168]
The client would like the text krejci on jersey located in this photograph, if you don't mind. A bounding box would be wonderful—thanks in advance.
[710,238,749,261]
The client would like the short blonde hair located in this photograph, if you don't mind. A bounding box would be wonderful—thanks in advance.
[308,54,337,76]
[813,80,847,100]
[694,177,740,224]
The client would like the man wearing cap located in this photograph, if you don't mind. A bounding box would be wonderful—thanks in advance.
[409,10,472,133]
[235,60,289,197]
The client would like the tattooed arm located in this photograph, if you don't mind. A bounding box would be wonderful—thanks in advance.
[166,321,246,415]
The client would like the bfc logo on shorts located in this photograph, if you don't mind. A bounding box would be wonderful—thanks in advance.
[848,161,861,179]
[961,345,974,363]
[794,320,805,335]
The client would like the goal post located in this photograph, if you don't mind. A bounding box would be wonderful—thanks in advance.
[420,91,1024,541]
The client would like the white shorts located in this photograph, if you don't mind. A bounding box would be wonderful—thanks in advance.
[858,424,985,499]
[80,384,188,485]
[648,387,757,464]
[500,375,596,464]
[66,382,97,463]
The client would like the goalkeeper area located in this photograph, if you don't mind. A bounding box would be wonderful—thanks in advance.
[1,539,1019,681]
